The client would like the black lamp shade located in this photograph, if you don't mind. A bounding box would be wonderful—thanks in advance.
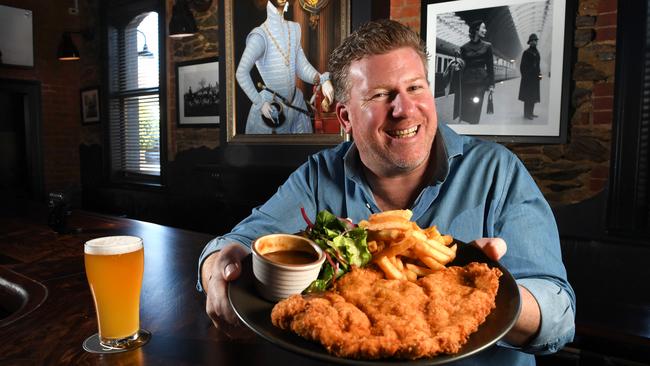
[57,32,80,61]
[169,0,198,38]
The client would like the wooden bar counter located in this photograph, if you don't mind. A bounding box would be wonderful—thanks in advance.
[0,203,329,365]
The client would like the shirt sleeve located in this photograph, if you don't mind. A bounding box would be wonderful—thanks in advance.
[236,31,266,106]
[293,23,320,85]
[196,160,317,292]
[491,156,576,354]
[195,237,250,293]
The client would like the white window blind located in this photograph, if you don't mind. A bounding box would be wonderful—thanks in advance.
[108,12,161,181]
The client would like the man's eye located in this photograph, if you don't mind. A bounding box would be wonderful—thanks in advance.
[372,92,389,99]
[408,85,425,92]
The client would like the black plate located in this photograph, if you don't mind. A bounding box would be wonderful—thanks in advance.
[228,241,520,365]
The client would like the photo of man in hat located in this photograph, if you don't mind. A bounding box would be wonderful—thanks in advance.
[518,33,542,120]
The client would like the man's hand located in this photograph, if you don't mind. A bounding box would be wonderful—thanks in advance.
[201,243,255,340]
[261,101,274,119]
[472,237,507,261]
[472,237,541,346]
[321,80,334,104]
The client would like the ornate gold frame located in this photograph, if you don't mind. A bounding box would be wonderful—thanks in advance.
[224,0,349,144]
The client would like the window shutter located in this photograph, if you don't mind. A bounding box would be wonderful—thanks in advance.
[107,12,161,181]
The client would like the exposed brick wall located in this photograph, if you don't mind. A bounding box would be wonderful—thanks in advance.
[0,0,100,196]
[390,0,421,32]
[392,0,617,205]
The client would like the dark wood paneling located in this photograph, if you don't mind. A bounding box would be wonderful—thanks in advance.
[608,0,650,238]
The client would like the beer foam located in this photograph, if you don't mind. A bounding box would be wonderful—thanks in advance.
[84,236,143,255]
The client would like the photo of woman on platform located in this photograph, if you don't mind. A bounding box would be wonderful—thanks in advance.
[456,20,494,124]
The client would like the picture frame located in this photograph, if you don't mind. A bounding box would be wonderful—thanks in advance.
[80,87,100,125]
[422,0,574,143]
[176,57,220,127]
[222,0,349,144]
[0,5,34,68]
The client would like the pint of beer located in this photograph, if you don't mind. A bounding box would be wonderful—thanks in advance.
[84,236,144,348]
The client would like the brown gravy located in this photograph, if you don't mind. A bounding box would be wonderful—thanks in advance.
[264,250,317,265]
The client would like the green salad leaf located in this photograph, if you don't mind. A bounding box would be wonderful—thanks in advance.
[301,209,371,293]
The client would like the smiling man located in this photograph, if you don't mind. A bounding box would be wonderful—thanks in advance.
[335,46,438,210]
[199,19,575,364]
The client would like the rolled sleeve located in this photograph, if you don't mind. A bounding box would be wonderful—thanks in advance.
[497,278,575,354]
[516,278,575,354]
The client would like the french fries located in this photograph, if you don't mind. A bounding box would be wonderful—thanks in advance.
[361,210,457,282]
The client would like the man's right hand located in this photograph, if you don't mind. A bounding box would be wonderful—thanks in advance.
[201,243,255,340]
[261,101,274,119]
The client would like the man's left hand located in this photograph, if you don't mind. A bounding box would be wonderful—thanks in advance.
[472,238,507,261]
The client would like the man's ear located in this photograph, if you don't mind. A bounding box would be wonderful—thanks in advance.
[336,102,352,134]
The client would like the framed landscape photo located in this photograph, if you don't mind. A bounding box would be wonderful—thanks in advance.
[176,57,220,127]
[80,87,100,125]
[422,0,575,143]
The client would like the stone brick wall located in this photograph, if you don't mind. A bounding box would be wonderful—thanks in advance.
[392,0,617,205]
[390,0,421,31]
[166,0,220,161]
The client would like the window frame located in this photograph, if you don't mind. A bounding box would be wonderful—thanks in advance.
[101,0,167,187]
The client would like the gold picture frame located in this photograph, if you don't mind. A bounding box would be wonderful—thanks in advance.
[223,0,349,144]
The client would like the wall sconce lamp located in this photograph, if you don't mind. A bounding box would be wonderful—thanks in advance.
[57,29,94,61]
[137,30,154,58]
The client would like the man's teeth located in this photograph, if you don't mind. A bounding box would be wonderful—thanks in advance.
[388,126,418,138]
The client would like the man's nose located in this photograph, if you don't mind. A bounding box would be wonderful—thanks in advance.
[391,92,417,118]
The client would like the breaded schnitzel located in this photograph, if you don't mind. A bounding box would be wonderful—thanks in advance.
[271,262,501,360]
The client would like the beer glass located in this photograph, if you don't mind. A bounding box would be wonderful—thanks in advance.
[83,236,149,352]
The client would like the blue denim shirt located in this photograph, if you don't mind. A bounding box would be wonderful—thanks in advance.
[198,124,575,364]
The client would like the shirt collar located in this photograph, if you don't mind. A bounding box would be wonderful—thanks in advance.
[343,142,363,185]
[435,123,464,182]
[266,1,286,19]
[343,123,465,187]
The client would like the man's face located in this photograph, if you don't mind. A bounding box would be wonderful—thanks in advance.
[270,0,288,8]
[336,47,438,176]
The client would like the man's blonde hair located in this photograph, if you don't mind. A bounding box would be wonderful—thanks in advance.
[328,19,429,103]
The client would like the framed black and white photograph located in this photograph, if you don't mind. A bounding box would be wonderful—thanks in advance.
[80,87,100,125]
[176,57,220,127]
[422,0,574,143]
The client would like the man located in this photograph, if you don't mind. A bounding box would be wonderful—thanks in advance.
[200,20,575,363]
[235,0,333,134]
[518,33,542,120]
